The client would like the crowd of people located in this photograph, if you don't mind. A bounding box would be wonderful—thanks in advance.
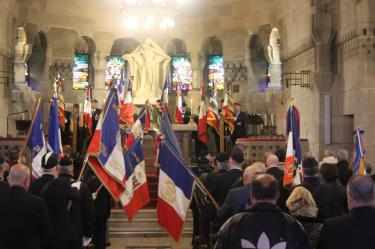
[194,146,375,249]
[0,149,111,249]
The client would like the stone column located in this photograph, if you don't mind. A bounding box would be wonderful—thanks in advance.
[92,31,115,104]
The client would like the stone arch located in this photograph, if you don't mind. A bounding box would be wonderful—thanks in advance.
[164,38,188,56]
[27,31,48,90]
[110,38,140,55]
[245,33,268,92]
[202,36,224,94]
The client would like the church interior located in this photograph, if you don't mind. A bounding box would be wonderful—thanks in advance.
[1,0,375,248]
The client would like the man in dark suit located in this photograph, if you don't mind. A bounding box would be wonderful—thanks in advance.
[91,99,101,131]
[301,157,342,219]
[211,148,244,205]
[199,149,244,243]
[0,164,51,249]
[231,103,247,145]
[336,148,352,186]
[182,102,191,124]
[29,152,58,196]
[266,154,289,210]
[217,165,261,224]
[203,153,229,190]
[318,175,375,249]
[84,169,112,249]
[41,156,94,249]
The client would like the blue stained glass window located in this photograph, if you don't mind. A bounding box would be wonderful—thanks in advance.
[105,55,125,86]
[73,54,89,90]
[207,55,224,93]
[171,55,193,91]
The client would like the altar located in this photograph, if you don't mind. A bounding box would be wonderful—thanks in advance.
[138,123,197,174]
[236,137,309,164]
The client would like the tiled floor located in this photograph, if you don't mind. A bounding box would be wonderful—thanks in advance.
[108,237,193,249]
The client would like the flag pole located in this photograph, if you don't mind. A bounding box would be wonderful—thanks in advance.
[18,97,42,164]
[194,176,220,209]
[77,154,89,181]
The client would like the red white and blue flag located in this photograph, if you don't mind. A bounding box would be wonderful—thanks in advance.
[283,131,295,187]
[286,105,301,165]
[175,84,183,124]
[26,99,47,178]
[120,137,150,220]
[161,71,171,112]
[352,129,366,175]
[87,87,126,200]
[119,79,135,125]
[47,97,63,158]
[198,87,208,144]
[83,85,93,135]
[157,139,195,241]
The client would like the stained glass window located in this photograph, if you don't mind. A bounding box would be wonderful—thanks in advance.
[171,55,193,91]
[207,55,224,92]
[73,54,89,90]
[105,55,125,86]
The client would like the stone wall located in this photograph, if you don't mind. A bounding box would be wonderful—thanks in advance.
[2,0,375,166]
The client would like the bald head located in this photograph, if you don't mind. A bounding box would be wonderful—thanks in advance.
[266,154,279,168]
[251,173,279,204]
[8,164,30,190]
[347,175,375,210]
[243,166,261,185]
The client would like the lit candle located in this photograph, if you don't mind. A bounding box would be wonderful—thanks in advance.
[264,114,268,126]
[190,99,193,115]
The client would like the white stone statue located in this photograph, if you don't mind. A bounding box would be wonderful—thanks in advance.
[124,39,171,104]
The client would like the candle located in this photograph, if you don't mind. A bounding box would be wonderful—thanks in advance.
[270,114,274,126]
[264,114,268,126]
[190,99,193,115]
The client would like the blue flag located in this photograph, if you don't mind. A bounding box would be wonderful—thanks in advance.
[48,97,62,156]
[352,129,365,175]
[27,100,47,178]
[98,87,120,166]
[160,113,183,158]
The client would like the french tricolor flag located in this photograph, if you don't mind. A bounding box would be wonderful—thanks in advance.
[119,79,135,125]
[157,140,195,241]
[120,138,150,220]
[283,131,295,187]
[26,98,47,178]
[47,97,63,158]
[175,84,183,124]
[87,88,126,200]
[161,71,171,111]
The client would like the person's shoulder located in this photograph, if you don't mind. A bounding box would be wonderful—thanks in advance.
[230,185,250,194]
[323,212,353,227]
[23,191,47,206]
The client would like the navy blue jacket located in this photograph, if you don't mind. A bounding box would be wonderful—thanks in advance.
[217,184,251,224]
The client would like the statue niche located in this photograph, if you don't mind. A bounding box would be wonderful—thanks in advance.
[124,39,171,104]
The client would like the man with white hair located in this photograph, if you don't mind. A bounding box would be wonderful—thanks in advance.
[0,164,51,249]
[266,154,288,210]
[217,165,261,224]
[0,155,8,194]
[336,148,352,186]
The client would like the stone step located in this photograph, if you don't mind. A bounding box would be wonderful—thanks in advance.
[109,209,193,238]
[109,227,193,238]
[110,209,193,220]
[109,218,193,230]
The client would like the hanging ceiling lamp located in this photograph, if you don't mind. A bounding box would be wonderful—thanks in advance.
[120,0,185,30]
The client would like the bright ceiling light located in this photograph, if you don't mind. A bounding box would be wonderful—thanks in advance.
[122,17,139,29]
[160,17,175,29]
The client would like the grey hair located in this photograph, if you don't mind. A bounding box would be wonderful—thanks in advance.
[348,175,375,203]
[337,148,349,161]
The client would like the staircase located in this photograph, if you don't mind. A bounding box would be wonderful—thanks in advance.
[109,209,193,238]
